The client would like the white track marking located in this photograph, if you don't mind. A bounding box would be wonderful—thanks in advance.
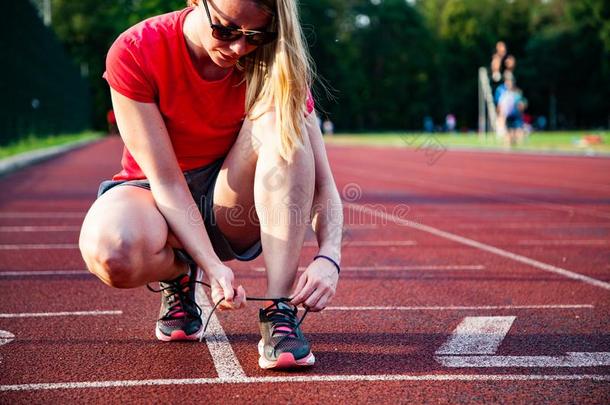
[0,266,484,277]
[0,243,78,250]
[0,241,416,250]
[194,271,246,379]
[254,265,485,272]
[1,374,608,391]
[305,240,417,247]
[436,317,516,355]
[435,316,610,368]
[347,203,610,291]
[0,270,90,277]
[437,353,610,368]
[0,212,84,218]
[518,240,610,246]
[0,310,122,318]
[456,222,610,229]
[343,224,381,229]
[338,162,610,220]
[0,330,15,346]
[326,305,594,311]
[0,226,80,232]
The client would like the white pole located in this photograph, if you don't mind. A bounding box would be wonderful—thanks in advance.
[478,67,486,136]
[43,0,52,26]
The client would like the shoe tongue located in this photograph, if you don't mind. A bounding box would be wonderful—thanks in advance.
[271,301,296,336]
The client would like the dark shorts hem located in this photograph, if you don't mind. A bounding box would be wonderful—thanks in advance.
[96,160,261,262]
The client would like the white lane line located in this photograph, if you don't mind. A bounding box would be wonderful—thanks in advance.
[338,162,610,220]
[326,305,594,311]
[457,222,610,229]
[0,241,416,250]
[1,265,485,277]
[0,244,78,250]
[194,271,246,379]
[254,265,485,273]
[436,316,516,355]
[347,203,610,291]
[0,270,90,277]
[435,316,610,368]
[0,212,84,218]
[0,226,80,232]
[437,353,610,368]
[0,330,15,346]
[1,374,609,391]
[343,224,381,229]
[305,240,417,247]
[518,240,610,246]
[0,310,122,318]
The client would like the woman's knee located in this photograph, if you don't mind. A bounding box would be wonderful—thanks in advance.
[79,225,146,289]
[252,113,313,167]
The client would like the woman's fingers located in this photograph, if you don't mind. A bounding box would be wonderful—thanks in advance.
[234,285,247,308]
[290,277,315,306]
[219,277,235,303]
[290,273,308,302]
[314,290,335,311]
[304,288,325,311]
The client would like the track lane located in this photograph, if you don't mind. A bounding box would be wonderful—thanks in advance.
[1,139,609,402]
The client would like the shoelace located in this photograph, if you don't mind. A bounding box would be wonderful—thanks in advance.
[147,277,309,345]
[146,277,202,320]
[196,280,309,346]
[260,300,308,348]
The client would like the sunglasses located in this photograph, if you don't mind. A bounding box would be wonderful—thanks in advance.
[201,0,278,46]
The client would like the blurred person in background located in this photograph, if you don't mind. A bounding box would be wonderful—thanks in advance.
[106,109,118,135]
[322,117,334,135]
[445,113,456,133]
[497,76,527,146]
[504,54,516,77]
[490,41,507,84]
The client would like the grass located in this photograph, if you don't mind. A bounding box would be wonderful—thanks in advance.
[0,131,104,159]
[323,131,610,154]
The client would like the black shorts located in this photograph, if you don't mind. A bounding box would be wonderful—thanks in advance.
[97,159,262,262]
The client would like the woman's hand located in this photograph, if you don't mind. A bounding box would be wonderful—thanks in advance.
[290,258,339,312]
[205,263,246,310]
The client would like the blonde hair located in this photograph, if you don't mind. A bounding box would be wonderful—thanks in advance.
[188,0,313,161]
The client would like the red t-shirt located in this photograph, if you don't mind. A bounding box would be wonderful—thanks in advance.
[105,7,314,181]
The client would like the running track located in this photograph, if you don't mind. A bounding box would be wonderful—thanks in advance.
[0,137,609,403]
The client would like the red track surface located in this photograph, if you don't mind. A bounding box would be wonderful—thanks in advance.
[1,137,609,403]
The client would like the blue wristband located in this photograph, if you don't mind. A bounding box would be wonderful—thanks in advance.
[314,254,340,274]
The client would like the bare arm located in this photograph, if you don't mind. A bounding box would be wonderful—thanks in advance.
[111,89,245,307]
[308,113,343,262]
[291,112,343,310]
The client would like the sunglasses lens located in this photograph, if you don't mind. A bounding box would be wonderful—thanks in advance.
[212,26,241,41]
[247,32,277,46]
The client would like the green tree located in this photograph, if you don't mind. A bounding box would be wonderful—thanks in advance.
[50,0,184,129]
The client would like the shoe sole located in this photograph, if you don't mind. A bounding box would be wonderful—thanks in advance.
[155,325,203,342]
[257,339,315,369]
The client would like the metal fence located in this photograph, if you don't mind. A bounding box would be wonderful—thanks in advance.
[0,1,90,145]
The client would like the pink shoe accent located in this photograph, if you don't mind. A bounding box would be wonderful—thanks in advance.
[275,353,297,368]
[170,330,188,340]
[155,325,202,342]
[257,340,315,369]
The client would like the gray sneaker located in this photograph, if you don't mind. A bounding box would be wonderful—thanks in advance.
[148,265,203,341]
[258,301,315,369]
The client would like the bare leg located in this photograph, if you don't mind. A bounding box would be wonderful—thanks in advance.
[79,185,188,288]
[213,113,315,298]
